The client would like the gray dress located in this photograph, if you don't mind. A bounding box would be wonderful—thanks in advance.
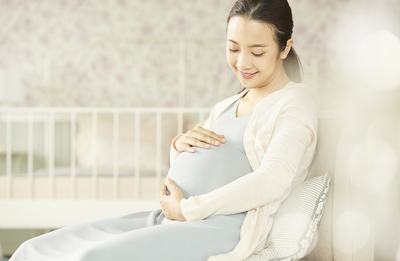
[10,98,253,261]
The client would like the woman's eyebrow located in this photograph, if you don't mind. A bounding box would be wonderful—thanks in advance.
[228,39,268,48]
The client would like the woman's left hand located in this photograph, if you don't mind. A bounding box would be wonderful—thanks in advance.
[159,177,187,221]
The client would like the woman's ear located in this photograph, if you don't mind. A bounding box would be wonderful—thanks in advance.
[281,39,294,59]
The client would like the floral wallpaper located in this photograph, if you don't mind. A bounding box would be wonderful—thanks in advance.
[0,0,359,108]
[0,0,399,110]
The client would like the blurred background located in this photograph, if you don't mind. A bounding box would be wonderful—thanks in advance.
[0,0,399,260]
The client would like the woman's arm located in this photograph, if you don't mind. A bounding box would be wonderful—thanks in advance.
[180,115,315,221]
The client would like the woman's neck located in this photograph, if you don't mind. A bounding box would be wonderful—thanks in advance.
[244,74,291,105]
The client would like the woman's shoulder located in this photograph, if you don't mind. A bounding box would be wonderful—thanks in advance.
[279,82,318,109]
[278,82,319,127]
[284,82,317,100]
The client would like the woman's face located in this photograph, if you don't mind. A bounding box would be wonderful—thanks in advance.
[226,16,285,90]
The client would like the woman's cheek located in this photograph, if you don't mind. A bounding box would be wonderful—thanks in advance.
[226,53,237,71]
[256,56,268,70]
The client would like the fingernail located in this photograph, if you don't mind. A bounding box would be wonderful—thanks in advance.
[214,141,220,145]
[205,144,210,148]
[221,139,226,143]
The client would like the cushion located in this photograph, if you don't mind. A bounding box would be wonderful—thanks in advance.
[246,172,331,261]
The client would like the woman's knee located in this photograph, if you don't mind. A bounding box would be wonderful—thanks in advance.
[10,238,36,261]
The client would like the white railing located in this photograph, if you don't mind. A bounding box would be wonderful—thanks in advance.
[0,107,338,230]
[0,107,211,202]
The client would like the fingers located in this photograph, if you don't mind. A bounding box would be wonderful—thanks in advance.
[159,178,186,221]
[160,184,167,198]
[175,125,226,153]
[165,177,176,190]
[181,136,210,150]
[184,128,225,146]
[176,142,196,153]
[193,126,226,144]
[166,177,186,200]
[182,144,195,153]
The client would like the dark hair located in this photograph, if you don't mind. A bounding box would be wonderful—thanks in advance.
[227,0,303,89]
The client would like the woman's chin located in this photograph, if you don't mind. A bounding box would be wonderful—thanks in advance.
[239,83,256,89]
[237,78,258,88]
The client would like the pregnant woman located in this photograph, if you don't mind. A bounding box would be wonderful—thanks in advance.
[10,0,318,260]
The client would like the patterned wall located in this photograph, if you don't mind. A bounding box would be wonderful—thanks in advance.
[0,0,399,109]
[0,0,238,107]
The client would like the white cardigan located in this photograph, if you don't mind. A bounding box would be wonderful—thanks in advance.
[169,81,318,261]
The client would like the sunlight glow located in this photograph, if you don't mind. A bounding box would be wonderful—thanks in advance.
[348,141,397,194]
[333,211,371,253]
[356,30,400,91]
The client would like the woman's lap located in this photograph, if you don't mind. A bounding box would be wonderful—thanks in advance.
[10,210,246,261]
[10,210,157,261]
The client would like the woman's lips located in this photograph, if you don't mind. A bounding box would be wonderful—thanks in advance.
[239,71,258,79]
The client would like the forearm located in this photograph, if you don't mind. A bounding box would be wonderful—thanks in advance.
[180,160,293,220]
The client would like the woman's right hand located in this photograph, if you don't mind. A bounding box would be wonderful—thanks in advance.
[173,126,226,153]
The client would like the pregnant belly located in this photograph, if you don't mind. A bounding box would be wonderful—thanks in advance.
[167,143,253,198]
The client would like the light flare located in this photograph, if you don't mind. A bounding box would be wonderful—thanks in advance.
[348,141,397,194]
[333,211,371,253]
[356,30,400,91]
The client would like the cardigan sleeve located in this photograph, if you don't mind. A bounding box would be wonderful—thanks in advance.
[180,115,314,221]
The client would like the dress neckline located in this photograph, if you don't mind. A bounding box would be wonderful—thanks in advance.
[233,97,252,119]
[233,81,294,118]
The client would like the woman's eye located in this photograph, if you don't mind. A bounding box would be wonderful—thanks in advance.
[229,48,239,53]
[253,53,264,57]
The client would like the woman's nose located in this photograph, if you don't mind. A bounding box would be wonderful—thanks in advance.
[236,52,252,71]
